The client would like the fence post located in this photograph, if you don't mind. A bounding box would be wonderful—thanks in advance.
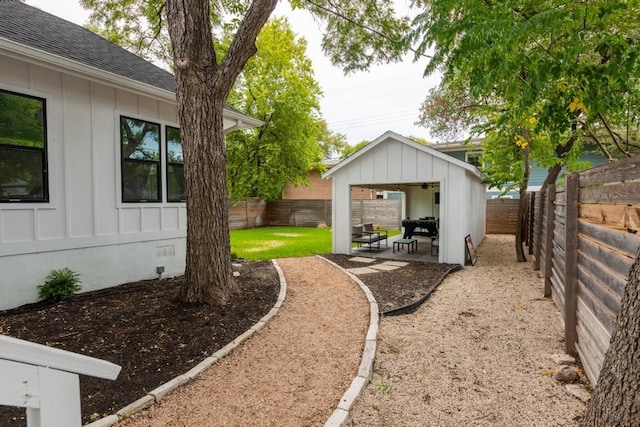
[533,188,546,271]
[564,174,579,356]
[544,185,556,297]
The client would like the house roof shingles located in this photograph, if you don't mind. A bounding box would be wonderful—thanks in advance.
[0,0,176,92]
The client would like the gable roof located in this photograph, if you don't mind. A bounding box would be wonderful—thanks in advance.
[322,130,482,179]
[0,0,261,127]
[0,0,175,92]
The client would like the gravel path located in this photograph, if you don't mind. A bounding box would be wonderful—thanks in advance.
[119,256,368,426]
[119,235,587,426]
[348,234,587,426]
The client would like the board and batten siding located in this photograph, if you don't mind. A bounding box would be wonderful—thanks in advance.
[0,55,187,309]
[328,133,485,265]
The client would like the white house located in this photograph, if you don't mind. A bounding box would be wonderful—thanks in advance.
[0,1,261,310]
[322,131,486,265]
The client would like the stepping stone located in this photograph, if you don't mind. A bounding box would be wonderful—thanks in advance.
[380,261,409,267]
[566,384,591,402]
[348,257,376,263]
[369,264,401,271]
[347,267,379,275]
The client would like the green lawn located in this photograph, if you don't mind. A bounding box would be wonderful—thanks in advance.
[230,226,400,261]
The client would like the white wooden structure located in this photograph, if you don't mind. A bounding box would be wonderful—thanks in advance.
[0,335,121,426]
[322,131,486,265]
[0,2,261,310]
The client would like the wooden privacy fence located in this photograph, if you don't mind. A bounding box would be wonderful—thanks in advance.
[230,199,403,230]
[486,198,519,234]
[531,156,640,385]
[232,197,520,233]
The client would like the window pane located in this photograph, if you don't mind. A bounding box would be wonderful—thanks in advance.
[166,126,183,163]
[467,152,482,167]
[122,160,160,202]
[0,90,45,149]
[167,164,185,202]
[120,117,160,161]
[0,90,47,202]
[166,126,184,202]
[0,147,45,199]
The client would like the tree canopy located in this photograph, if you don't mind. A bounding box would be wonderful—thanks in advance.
[410,0,640,191]
[408,0,640,261]
[79,0,410,305]
[80,0,409,73]
[225,18,325,201]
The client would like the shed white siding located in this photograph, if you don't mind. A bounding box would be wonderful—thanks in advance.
[325,132,486,266]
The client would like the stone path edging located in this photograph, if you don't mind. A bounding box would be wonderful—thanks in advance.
[318,256,379,427]
[84,259,288,427]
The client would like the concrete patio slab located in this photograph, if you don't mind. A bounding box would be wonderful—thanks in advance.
[348,257,376,263]
[369,264,401,271]
[346,267,379,275]
[379,261,409,267]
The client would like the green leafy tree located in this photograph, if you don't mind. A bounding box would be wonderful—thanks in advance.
[340,139,370,158]
[407,135,429,146]
[408,0,640,260]
[225,18,324,201]
[317,120,348,160]
[80,0,409,305]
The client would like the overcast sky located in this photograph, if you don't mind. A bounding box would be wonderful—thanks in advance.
[26,0,441,144]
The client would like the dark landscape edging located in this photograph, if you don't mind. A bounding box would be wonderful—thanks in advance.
[318,255,380,427]
[380,264,462,317]
[84,260,288,427]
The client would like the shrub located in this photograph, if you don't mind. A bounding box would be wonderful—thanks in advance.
[37,268,82,302]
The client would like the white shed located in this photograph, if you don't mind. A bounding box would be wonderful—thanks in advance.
[0,2,261,310]
[322,131,486,265]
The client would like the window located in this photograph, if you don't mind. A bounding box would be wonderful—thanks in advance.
[0,89,48,202]
[466,151,482,168]
[120,116,161,202]
[166,126,184,202]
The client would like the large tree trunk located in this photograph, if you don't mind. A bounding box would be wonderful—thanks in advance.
[581,248,640,425]
[515,141,531,262]
[539,133,576,196]
[166,0,277,305]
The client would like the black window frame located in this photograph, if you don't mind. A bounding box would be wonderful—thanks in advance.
[120,115,162,203]
[165,125,185,203]
[0,89,49,203]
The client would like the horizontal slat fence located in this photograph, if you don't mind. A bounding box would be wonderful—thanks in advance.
[229,198,267,229]
[551,188,567,314]
[531,156,640,385]
[266,199,332,227]
[486,198,519,234]
[352,199,402,229]
[230,198,403,229]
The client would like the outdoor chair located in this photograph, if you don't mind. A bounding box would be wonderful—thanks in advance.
[352,223,387,251]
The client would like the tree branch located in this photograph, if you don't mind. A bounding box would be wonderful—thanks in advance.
[612,129,640,149]
[217,0,278,97]
[584,127,615,161]
[303,0,431,59]
[135,2,166,56]
[598,112,632,157]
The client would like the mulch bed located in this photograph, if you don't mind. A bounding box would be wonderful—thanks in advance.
[0,256,459,425]
[323,254,459,313]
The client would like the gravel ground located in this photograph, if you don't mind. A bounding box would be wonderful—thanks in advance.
[119,257,368,426]
[348,234,588,426]
[117,235,587,426]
